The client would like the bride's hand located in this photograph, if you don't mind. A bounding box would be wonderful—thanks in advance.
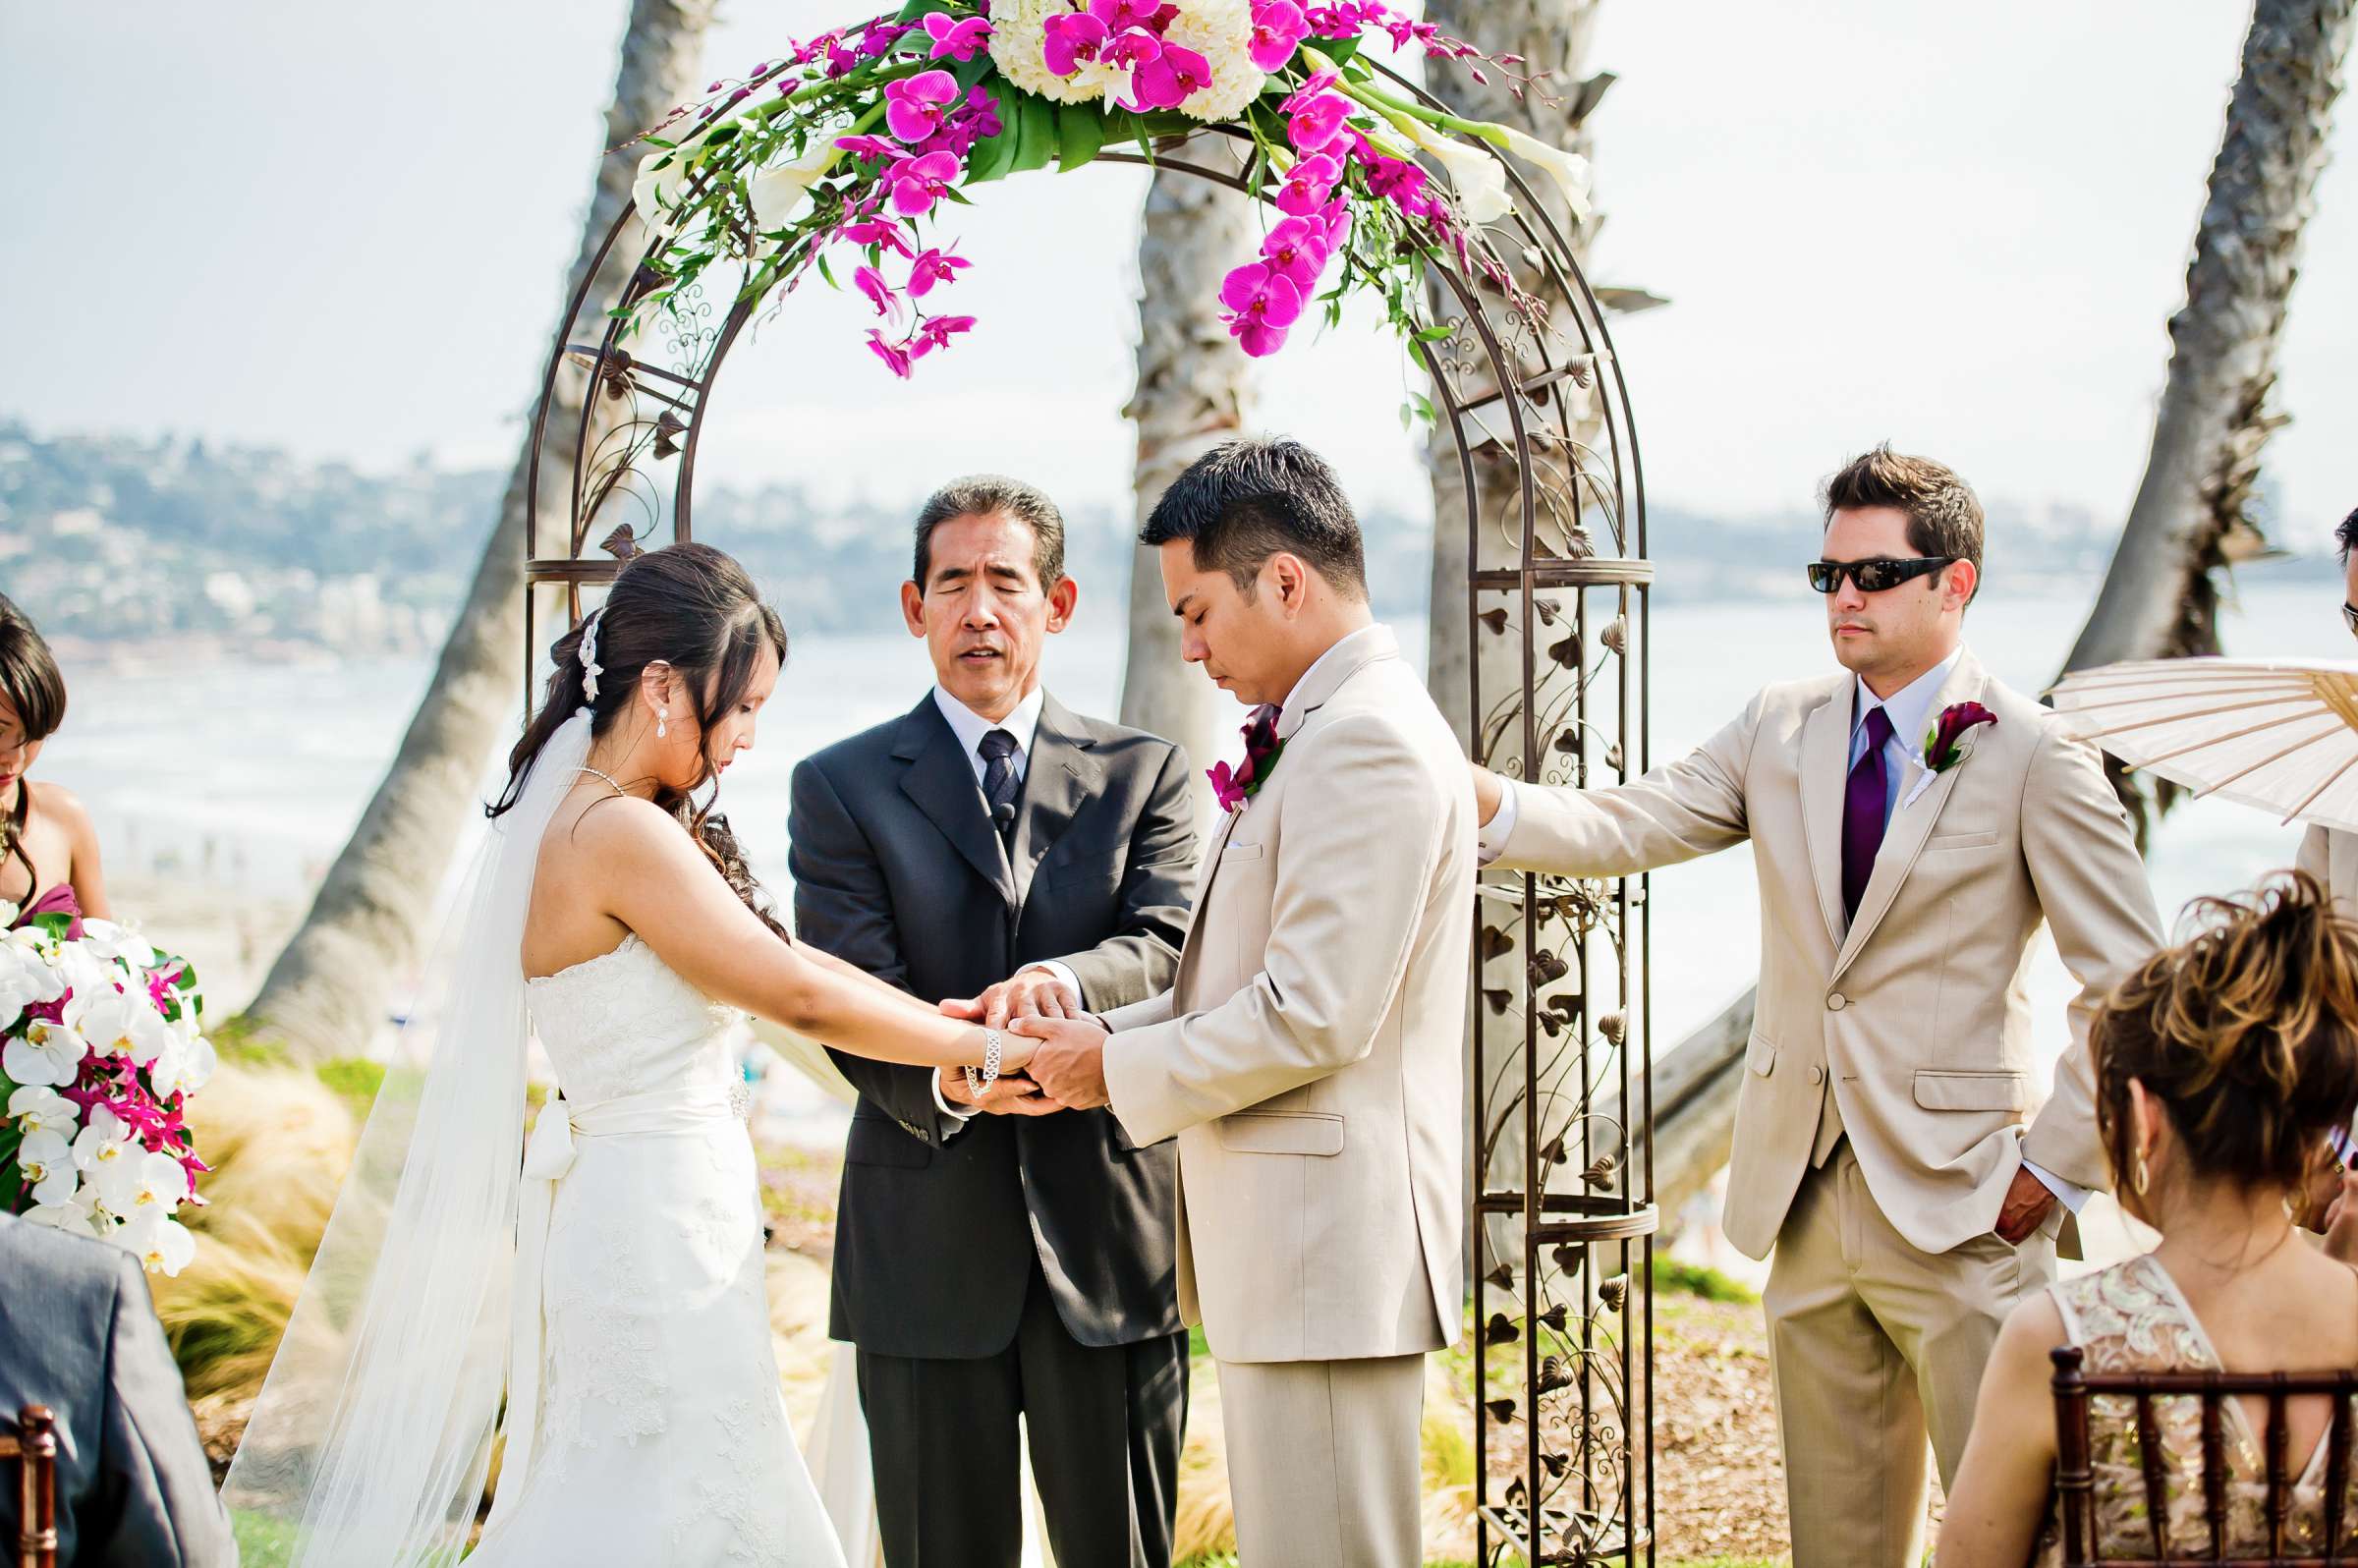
[992,1025,1039,1074]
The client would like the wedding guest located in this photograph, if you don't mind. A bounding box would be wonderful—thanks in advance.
[1940,870,2358,1566]
[1471,445,2163,1567]
[0,592,107,923]
[0,1211,236,1566]
[789,476,1198,1568]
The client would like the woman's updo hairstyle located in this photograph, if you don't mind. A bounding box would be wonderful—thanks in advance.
[490,542,789,936]
[2092,869,2358,1206]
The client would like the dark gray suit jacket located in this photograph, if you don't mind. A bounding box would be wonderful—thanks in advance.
[0,1213,235,1567]
[790,691,1197,1359]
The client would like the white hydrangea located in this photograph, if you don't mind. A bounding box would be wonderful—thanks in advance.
[1168,0,1267,124]
[988,0,1132,106]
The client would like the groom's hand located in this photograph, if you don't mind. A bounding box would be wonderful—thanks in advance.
[964,968,1081,1032]
[1994,1166,2056,1244]
[1010,1014,1111,1109]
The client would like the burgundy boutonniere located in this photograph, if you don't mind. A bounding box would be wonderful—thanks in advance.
[1207,703,1287,814]
[1905,700,1996,808]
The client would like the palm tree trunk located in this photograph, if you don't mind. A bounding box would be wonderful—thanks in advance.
[1120,147,1263,818]
[2062,0,2354,682]
[237,0,720,1064]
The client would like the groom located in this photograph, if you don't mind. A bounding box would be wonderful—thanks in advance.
[790,476,1200,1568]
[1472,446,2161,1566]
[1018,438,1475,1568]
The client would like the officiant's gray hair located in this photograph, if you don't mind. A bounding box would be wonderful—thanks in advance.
[913,475,1068,588]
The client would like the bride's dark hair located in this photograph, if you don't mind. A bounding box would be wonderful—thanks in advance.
[490,542,789,937]
[0,592,68,897]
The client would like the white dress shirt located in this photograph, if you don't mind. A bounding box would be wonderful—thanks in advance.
[926,684,1081,1124]
[1476,644,2087,1216]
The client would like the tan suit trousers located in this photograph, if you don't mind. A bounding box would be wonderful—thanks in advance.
[1214,1353,1426,1568]
[1766,1141,2057,1568]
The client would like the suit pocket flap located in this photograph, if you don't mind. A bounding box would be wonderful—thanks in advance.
[1216,1110,1344,1156]
[1745,1034,1777,1077]
[1219,842,1266,864]
[1927,830,2001,852]
[846,1115,933,1168]
[1912,1069,2030,1113]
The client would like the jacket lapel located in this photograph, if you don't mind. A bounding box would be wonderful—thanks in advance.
[1173,806,1246,1003]
[1013,695,1101,908]
[1796,690,1852,949]
[1274,624,1398,742]
[892,698,1016,908]
[1830,652,1989,981]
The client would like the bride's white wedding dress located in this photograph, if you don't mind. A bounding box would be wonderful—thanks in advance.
[469,932,847,1566]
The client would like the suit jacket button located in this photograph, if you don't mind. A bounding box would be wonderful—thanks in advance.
[1809,1064,1825,1085]
[1826,992,1848,1011]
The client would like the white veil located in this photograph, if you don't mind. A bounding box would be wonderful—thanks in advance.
[221,710,593,1564]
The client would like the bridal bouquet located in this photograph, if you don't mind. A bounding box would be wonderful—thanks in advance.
[626,0,1589,376]
[0,901,215,1274]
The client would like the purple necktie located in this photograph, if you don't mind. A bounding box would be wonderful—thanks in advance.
[1842,705,1894,921]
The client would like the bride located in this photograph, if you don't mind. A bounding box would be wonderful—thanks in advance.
[224,543,1025,1565]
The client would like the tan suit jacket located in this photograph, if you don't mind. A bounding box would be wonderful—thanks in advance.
[1495,649,2162,1260]
[1101,626,1476,1364]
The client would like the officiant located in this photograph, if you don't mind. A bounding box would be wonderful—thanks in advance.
[789,476,1199,1568]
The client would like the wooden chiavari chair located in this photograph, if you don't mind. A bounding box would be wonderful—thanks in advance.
[0,1405,58,1568]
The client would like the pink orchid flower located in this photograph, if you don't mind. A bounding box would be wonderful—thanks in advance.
[1207,759,1247,813]
[1285,90,1351,152]
[840,217,917,257]
[1104,29,1163,69]
[909,247,971,296]
[913,313,979,357]
[884,69,961,143]
[1219,261,1305,357]
[833,133,900,164]
[1131,41,1211,110]
[923,12,993,61]
[1275,150,1340,215]
[1091,0,1164,28]
[867,329,915,378]
[886,149,963,216]
[1042,12,1110,74]
[1247,0,1309,70]
[1259,215,1329,289]
[853,264,901,319]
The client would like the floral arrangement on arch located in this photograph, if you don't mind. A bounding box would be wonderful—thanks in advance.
[626,0,1591,377]
[0,901,216,1274]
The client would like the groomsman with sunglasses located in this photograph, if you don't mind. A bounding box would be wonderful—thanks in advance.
[1471,445,2162,1568]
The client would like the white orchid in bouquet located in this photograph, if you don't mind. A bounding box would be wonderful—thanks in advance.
[623,0,1593,378]
[0,901,213,1275]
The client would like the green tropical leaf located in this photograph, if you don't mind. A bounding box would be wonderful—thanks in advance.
[1010,94,1061,175]
[963,84,1022,184]
[1057,105,1107,173]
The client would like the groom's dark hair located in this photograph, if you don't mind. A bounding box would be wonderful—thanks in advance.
[1142,437,1369,601]
[912,475,1068,588]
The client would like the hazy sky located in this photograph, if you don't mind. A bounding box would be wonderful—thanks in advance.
[4,2,2351,536]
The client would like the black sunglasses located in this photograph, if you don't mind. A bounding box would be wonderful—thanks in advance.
[1807,556,1955,594]
[2343,602,2358,638]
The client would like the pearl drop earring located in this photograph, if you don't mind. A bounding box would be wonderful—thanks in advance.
[658,708,669,739]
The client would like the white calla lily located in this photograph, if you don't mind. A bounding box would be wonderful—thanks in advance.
[18,1128,83,1205]
[748,143,836,232]
[1407,122,1513,224]
[4,1014,86,1088]
[1497,126,1593,222]
[7,1084,81,1138]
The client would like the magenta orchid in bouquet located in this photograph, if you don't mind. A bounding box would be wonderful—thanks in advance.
[623,0,1591,377]
[0,897,215,1275]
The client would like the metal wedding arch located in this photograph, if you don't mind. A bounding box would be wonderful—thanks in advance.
[524,75,1657,1566]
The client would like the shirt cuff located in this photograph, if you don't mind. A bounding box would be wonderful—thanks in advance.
[1476,779,1521,867]
[2022,1157,2091,1215]
[1028,960,1084,1010]
[931,1067,980,1136]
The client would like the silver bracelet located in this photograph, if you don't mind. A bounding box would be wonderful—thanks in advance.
[963,1028,1003,1099]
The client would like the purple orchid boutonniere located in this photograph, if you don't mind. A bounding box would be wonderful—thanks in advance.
[1904,700,1997,808]
[1207,703,1287,814]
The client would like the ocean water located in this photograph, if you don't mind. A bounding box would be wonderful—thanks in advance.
[34,572,2353,1214]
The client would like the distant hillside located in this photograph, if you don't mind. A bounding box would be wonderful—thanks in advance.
[5,420,2306,660]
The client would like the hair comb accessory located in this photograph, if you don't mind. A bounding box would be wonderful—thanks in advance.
[578,609,604,702]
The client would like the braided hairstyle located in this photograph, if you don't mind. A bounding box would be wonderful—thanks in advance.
[2092,869,2358,1224]
[490,542,789,939]
[0,593,68,898]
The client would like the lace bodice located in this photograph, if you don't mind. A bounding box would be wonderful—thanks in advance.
[526,934,741,1104]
